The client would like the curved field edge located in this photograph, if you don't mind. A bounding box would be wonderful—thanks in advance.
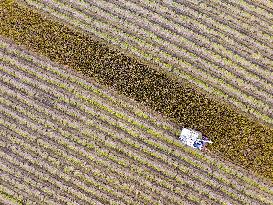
[0,0,273,181]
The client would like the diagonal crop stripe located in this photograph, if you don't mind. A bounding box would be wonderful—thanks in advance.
[0,36,273,205]
[15,0,273,126]
[1,1,273,181]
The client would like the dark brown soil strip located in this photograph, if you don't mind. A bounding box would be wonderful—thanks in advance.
[0,1,272,181]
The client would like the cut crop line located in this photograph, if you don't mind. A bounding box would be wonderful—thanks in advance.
[0,185,23,205]
[225,0,273,23]
[176,0,273,52]
[154,1,273,71]
[0,162,62,205]
[0,129,106,205]
[206,0,273,35]
[0,84,264,204]
[41,0,273,109]
[142,0,273,70]
[189,0,273,43]
[163,0,273,61]
[0,113,192,205]
[1,128,113,205]
[121,0,273,77]
[0,43,178,138]
[1,128,135,205]
[23,0,273,120]
[0,95,189,203]
[1,39,270,195]
[0,172,44,204]
[0,61,270,198]
[0,58,270,197]
[0,109,146,204]
[0,148,101,205]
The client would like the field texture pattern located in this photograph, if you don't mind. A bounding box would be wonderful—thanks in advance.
[1,37,273,205]
[18,0,273,126]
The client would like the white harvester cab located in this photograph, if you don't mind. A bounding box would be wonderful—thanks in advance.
[179,128,213,150]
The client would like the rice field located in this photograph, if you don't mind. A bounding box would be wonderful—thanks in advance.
[1,36,273,205]
[1,0,273,181]
[1,0,273,203]
[16,0,273,126]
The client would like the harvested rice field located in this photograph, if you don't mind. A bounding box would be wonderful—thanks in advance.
[1,36,273,205]
[0,0,273,204]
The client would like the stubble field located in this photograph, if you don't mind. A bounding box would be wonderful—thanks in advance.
[1,0,273,204]
[0,36,273,204]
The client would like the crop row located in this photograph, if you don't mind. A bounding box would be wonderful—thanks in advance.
[127,0,273,69]
[2,38,272,195]
[0,63,245,204]
[185,0,273,46]
[0,145,102,205]
[0,41,179,137]
[1,40,270,199]
[0,160,57,204]
[0,183,24,205]
[74,0,273,99]
[1,117,140,205]
[0,104,198,204]
[0,62,270,205]
[0,129,125,205]
[144,0,273,70]
[131,1,271,74]
[1,127,138,205]
[0,80,215,205]
[205,0,273,35]
[224,0,273,22]
[0,60,248,203]
[175,0,273,56]
[0,77,200,203]
[20,0,273,125]
[0,101,153,204]
[40,0,273,106]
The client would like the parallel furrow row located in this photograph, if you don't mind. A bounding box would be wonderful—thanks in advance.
[0,62,270,204]
[206,0,273,35]
[0,147,102,205]
[74,0,273,101]
[1,40,270,200]
[155,0,273,76]
[0,100,155,203]
[225,0,273,23]
[127,0,273,72]
[0,64,262,204]
[0,181,31,205]
[0,78,217,203]
[20,0,273,125]
[180,0,273,48]
[184,0,273,46]
[0,107,200,204]
[0,127,137,205]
